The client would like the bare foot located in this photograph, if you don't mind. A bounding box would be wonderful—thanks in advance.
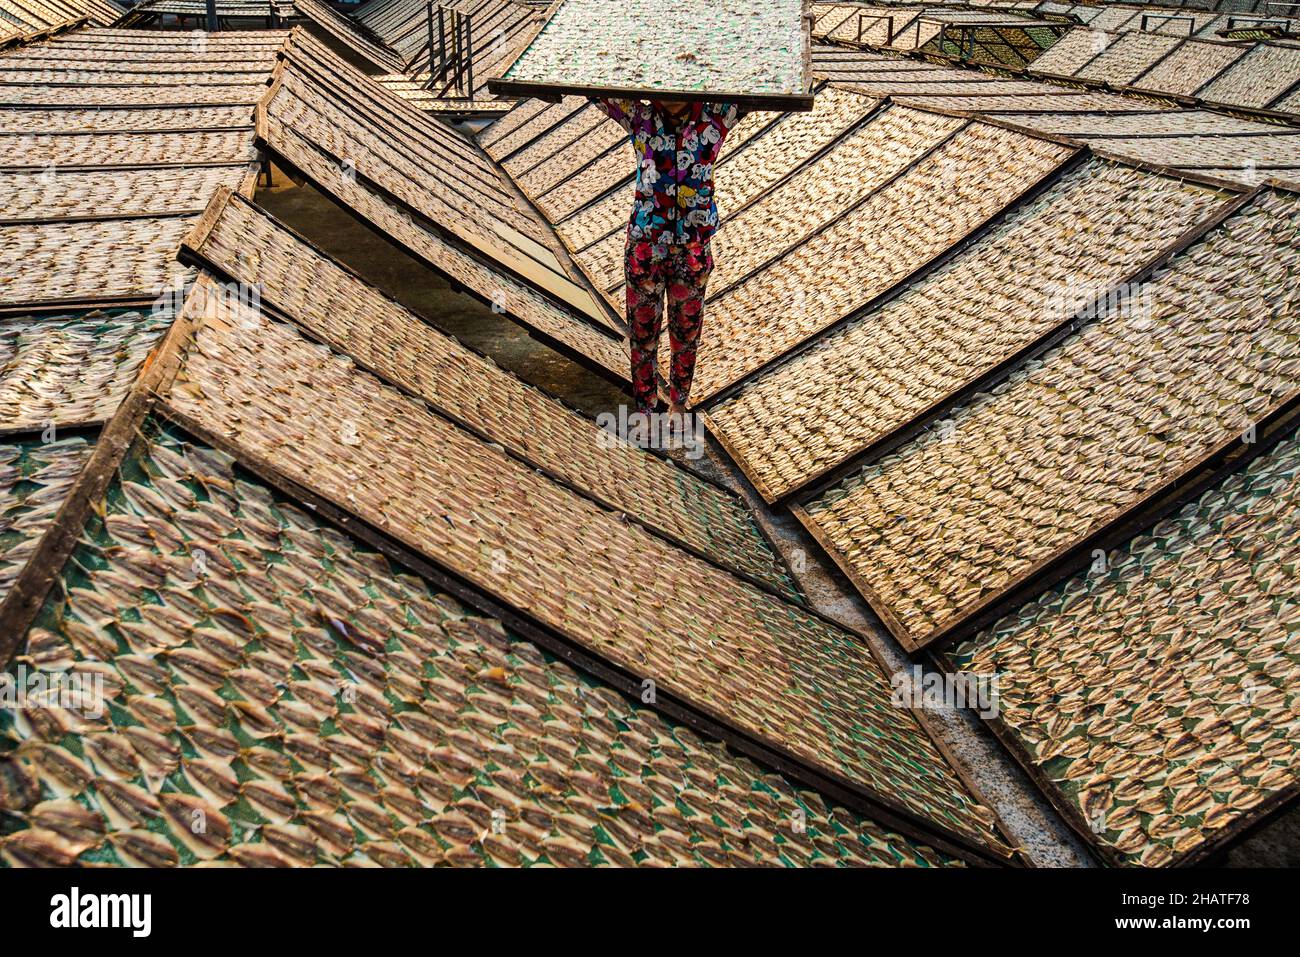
[664,403,690,450]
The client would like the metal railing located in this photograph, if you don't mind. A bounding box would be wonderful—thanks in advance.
[1141,13,1196,36]
[425,2,474,98]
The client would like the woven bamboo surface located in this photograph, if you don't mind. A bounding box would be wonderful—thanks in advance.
[0,419,961,868]
[190,191,794,595]
[948,421,1300,867]
[263,119,629,379]
[688,123,1073,402]
[803,188,1300,652]
[163,289,1012,856]
[0,216,195,306]
[2,130,257,168]
[0,308,170,429]
[0,435,91,605]
[709,159,1230,502]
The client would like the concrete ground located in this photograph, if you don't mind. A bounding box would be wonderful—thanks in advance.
[255,168,1296,869]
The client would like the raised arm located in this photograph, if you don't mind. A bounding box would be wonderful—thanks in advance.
[589,96,636,132]
[707,102,747,132]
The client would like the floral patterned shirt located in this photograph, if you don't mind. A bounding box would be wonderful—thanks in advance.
[592,98,744,246]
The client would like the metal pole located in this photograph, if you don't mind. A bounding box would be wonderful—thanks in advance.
[438,6,448,86]
[454,8,465,95]
[206,0,217,32]
[465,11,474,99]
[425,1,435,89]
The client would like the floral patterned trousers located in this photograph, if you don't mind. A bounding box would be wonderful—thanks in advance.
[624,240,713,414]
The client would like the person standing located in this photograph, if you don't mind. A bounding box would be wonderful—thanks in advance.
[591,97,745,428]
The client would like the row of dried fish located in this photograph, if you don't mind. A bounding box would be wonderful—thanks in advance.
[1029,28,1120,77]
[0,310,170,431]
[504,105,610,179]
[1130,40,1248,97]
[1,166,249,224]
[804,189,1300,649]
[0,105,254,135]
[483,97,588,162]
[709,159,1226,501]
[0,219,195,309]
[479,96,553,151]
[502,0,807,96]
[0,423,958,868]
[192,194,794,594]
[692,123,1073,400]
[946,425,1300,866]
[1198,43,1300,108]
[2,130,256,170]
[538,145,636,223]
[0,84,270,108]
[264,123,629,379]
[163,289,1007,852]
[0,436,92,604]
[517,120,628,204]
[1076,33,1182,85]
